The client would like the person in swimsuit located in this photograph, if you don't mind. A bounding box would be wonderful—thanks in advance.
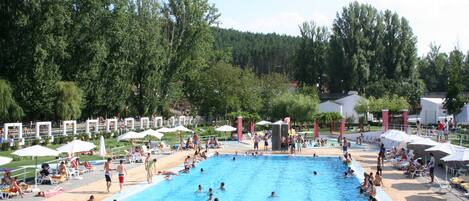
[197,184,203,192]
[373,171,383,186]
[117,160,127,192]
[10,177,24,198]
[145,158,157,183]
[104,158,113,193]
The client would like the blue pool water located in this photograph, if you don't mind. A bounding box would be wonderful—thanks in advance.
[123,155,368,201]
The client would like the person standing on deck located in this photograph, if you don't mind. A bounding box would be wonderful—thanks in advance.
[117,160,127,193]
[428,153,435,184]
[104,158,114,193]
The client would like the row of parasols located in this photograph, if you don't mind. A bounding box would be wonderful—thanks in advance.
[381,129,468,162]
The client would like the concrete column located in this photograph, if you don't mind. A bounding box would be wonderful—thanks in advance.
[314,118,319,139]
[402,109,409,133]
[35,124,41,139]
[382,109,389,132]
[237,116,243,142]
[340,118,345,137]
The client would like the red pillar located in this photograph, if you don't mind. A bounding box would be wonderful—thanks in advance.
[402,109,409,133]
[314,118,319,139]
[284,117,291,130]
[237,116,243,142]
[340,118,345,137]
[249,121,255,135]
[382,109,389,132]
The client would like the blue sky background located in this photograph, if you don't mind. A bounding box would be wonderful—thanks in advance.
[209,0,469,55]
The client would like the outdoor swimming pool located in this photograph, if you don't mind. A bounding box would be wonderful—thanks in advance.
[122,155,368,201]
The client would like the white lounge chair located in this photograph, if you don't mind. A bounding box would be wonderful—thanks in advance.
[435,177,451,194]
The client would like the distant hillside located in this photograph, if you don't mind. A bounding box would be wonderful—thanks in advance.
[211,27,301,77]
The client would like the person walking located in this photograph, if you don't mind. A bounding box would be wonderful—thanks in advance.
[145,157,157,184]
[117,160,127,193]
[104,158,113,193]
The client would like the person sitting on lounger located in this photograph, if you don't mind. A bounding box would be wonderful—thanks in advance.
[2,171,13,185]
[10,177,24,198]
[58,162,68,179]
[40,163,50,177]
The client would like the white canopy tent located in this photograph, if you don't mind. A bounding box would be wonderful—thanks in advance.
[409,138,438,146]
[380,130,411,149]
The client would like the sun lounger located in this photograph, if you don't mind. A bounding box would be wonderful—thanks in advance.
[435,177,452,194]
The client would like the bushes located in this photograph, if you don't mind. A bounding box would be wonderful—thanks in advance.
[1,142,10,151]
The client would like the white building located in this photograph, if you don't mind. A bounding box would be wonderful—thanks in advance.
[319,91,364,123]
[419,98,447,124]
[456,104,469,124]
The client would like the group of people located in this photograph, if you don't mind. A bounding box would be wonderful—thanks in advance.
[280,133,306,154]
[1,171,26,198]
[196,182,224,201]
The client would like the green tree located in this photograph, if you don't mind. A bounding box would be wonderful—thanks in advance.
[271,92,318,123]
[55,81,83,120]
[161,0,220,113]
[0,80,24,122]
[128,0,165,116]
[315,112,342,133]
[444,49,466,117]
[259,73,289,117]
[418,44,449,91]
[295,21,329,91]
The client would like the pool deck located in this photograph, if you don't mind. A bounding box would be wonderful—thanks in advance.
[25,140,464,201]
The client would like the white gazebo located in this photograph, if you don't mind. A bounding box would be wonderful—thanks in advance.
[3,123,23,143]
[140,117,150,130]
[153,116,163,128]
[85,119,99,136]
[35,121,52,139]
[124,117,135,130]
[62,120,77,136]
[105,119,118,133]
[168,116,176,127]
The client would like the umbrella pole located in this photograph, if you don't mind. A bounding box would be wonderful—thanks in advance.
[33,156,39,192]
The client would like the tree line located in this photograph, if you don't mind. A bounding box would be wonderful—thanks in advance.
[1,1,469,123]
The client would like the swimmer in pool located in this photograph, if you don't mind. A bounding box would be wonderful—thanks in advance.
[219,182,225,191]
[270,191,276,197]
[313,171,317,175]
[197,185,203,192]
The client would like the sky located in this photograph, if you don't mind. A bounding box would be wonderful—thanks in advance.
[209,0,469,55]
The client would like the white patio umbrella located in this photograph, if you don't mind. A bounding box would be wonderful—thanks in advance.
[173,125,192,132]
[99,136,106,158]
[425,143,458,154]
[156,127,176,133]
[272,120,287,125]
[0,156,12,166]
[57,140,96,154]
[441,148,469,162]
[256,120,272,126]
[12,145,60,192]
[140,129,164,140]
[215,125,237,132]
[117,131,146,141]
[409,137,438,146]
